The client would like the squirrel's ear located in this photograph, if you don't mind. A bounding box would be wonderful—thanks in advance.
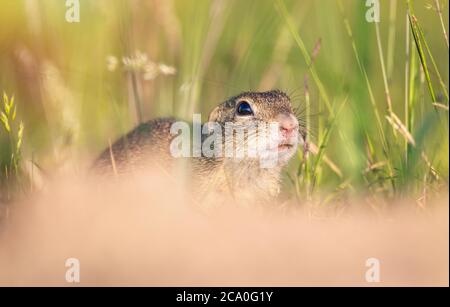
[208,106,221,123]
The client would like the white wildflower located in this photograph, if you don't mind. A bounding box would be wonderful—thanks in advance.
[122,50,148,71]
[108,50,176,81]
[143,62,159,80]
[106,55,118,72]
[159,64,176,75]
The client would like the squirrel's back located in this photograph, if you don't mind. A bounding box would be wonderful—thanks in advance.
[94,117,177,174]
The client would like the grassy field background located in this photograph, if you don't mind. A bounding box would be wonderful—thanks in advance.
[0,0,448,208]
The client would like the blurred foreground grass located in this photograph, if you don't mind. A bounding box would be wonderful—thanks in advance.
[0,0,448,207]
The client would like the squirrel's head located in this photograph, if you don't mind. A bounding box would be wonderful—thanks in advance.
[207,90,305,166]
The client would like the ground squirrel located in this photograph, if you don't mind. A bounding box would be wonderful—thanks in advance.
[94,90,305,205]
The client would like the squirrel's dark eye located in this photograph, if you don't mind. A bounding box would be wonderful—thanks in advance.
[236,101,254,116]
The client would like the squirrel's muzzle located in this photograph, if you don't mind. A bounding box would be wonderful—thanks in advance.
[276,113,299,139]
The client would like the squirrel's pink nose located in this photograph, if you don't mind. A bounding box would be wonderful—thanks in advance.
[277,113,299,137]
